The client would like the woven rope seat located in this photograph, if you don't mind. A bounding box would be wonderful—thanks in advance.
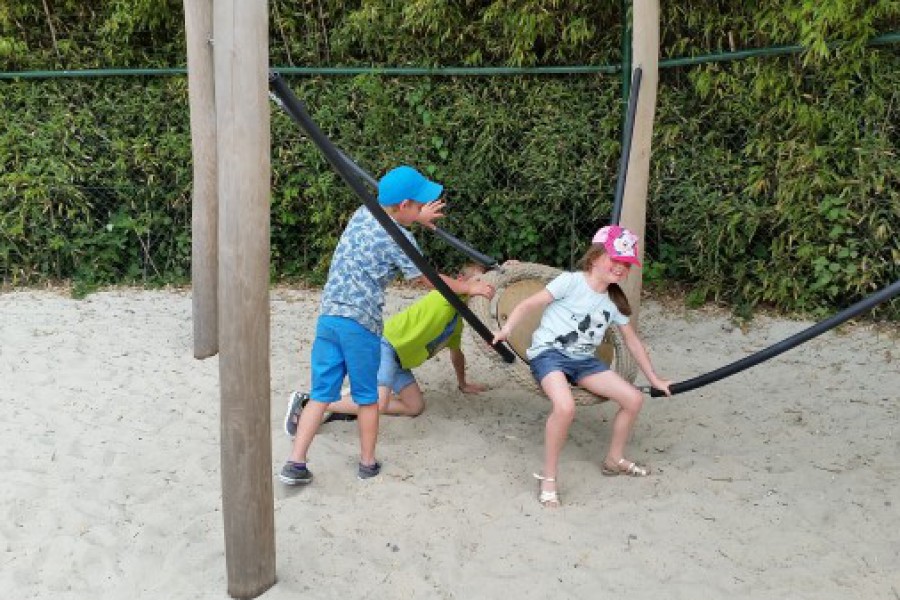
[467,262,638,406]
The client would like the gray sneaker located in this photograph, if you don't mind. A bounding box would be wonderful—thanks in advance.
[283,391,310,437]
[357,461,382,481]
[279,461,313,485]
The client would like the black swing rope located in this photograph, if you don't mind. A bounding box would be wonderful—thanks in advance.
[644,278,900,397]
[332,148,500,270]
[611,67,900,397]
[268,72,515,363]
[610,67,642,226]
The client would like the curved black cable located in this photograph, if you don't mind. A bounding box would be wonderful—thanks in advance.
[649,278,900,397]
[429,227,499,269]
[269,72,515,363]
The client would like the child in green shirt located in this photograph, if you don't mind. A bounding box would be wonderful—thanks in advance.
[284,263,493,431]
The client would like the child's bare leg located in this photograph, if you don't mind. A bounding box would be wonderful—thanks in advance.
[329,383,412,416]
[383,383,425,416]
[326,390,360,415]
[357,402,379,466]
[539,372,577,496]
[579,370,644,464]
[366,382,425,417]
[288,400,330,462]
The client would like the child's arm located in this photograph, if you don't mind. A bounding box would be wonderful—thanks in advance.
[492,289,554,344]
[449,348,487,393]
[412,274,494,298]
[618,323,672,396]
[414,199,446,230]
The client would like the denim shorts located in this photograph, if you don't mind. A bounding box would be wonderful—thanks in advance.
[310,315,381,405]
[376,338,417,394]
[529,348,609,385]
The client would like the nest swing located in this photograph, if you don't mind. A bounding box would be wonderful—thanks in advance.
[467,262,638,406]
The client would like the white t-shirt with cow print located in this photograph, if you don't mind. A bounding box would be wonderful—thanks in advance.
[526,271,629,360]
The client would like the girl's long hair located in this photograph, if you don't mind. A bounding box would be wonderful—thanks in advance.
[576,244,632,316]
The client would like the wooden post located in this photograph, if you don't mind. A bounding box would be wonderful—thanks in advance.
[619,0,659,325]
[184,0,218,359]
[213,0,276,597]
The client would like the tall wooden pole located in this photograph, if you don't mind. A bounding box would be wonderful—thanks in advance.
[619,0,659,324]
[184,0,218,359]
[213,0,275,597]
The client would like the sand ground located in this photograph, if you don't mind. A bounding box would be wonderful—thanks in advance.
[1,287,898,599]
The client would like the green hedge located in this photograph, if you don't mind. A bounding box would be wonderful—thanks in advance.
[651,51,899,317]
[1,1,898,318]
[0,78,193,293]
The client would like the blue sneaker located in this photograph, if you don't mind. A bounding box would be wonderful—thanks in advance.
[357,461,382,481]
[279,461,313,485]
[283,391,310,437]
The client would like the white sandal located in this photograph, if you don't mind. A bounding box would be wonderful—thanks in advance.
[533,473,560,507]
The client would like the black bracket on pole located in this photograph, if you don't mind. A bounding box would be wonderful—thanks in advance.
[269,71,515,363]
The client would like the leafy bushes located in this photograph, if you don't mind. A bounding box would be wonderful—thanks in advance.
[1,1,898,318]
[0,78,192,293]
[650,51,898,318]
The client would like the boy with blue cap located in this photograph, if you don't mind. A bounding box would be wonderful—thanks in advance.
[280,165,494,484]
[283,262,496,431]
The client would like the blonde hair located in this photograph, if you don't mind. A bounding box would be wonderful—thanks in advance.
[577,244,632,316]
[459,262,487,280]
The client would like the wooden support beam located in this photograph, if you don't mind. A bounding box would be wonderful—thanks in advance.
[213,0,276,597]
[619,0,660,325]
[184,0,218,359]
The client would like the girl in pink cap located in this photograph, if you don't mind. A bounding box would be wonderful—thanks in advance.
[493,225,671,507]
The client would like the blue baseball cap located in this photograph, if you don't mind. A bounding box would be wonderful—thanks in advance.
[377,165,443,206]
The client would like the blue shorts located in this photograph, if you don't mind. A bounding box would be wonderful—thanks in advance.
[310,315,380,405]
[529,349,609,386]
[376,338,417,394]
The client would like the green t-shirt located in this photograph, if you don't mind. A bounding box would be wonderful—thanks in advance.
[383,290,464,369]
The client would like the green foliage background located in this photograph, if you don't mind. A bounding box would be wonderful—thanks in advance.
[1,1,898,318]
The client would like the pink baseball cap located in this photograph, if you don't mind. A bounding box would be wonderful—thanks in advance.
[592,225,642,266]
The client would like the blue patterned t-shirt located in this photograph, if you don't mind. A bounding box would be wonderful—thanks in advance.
[320,206,422,334]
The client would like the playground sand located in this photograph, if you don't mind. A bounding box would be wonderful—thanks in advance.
[1,286,898,599]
